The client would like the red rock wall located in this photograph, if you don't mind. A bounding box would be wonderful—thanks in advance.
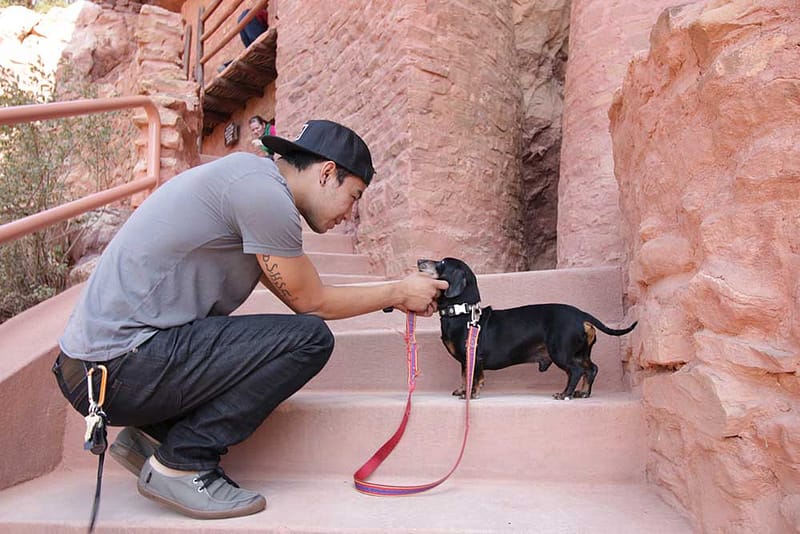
[513,0,570,271]
[609,1,800,531]
[558,0,687,268]
[274,0,524,276]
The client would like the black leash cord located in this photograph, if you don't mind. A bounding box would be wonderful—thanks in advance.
[88,452,105,533]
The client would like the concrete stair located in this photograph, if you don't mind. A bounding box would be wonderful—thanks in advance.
[302,228,384,284]
[0,471,690,533]
[0,227,692,532]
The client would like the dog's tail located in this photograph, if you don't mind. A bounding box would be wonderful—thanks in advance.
[583,313,637,336]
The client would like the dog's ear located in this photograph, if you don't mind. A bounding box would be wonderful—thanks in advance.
[444,269,467,298]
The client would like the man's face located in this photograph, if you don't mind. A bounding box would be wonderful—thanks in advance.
[305,163,366,233]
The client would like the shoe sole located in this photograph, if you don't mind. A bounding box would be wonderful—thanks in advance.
[137,479,267,519]
[109,442,147,477]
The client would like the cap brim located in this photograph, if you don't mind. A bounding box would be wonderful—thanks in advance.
[260,134,325,159]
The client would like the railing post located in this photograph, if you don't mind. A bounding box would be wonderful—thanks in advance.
[195,5,205,153]
[183,23,193,81]
[195,6,205,91]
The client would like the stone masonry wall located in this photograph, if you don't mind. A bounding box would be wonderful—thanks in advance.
[132,4,201,192]
[557,0,691,268]
[275,0,524,277]
[609,1,800,531]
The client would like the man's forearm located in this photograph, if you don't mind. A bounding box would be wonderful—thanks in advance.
[305,282,402,320]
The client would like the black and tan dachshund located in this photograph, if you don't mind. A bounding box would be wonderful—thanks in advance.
[418,257,637,400]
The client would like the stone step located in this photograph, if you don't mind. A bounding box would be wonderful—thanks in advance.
[307,252,374,275]
[321,274,386,284]
[307,323,625,392]
[238,266,625,322]
[0,470,691,533]
[238,276,387,307]
[61,391,645,482]
[303,231,355,254]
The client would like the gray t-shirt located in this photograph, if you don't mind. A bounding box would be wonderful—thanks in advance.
[59,152,303,361]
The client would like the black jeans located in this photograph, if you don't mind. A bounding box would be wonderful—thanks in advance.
[53,314,334,471]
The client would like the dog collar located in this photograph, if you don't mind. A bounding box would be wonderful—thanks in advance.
[440,302,482,324]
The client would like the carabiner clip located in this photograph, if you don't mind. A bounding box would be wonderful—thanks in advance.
[86,364,108,411]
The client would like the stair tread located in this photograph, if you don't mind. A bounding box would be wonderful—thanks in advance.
[303,231,354,254]
[305,323,626,392]
[0,469,690,533]
[239,265,625,320]
[61,392,646,482]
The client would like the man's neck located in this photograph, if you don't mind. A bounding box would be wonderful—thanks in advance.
[276,158,302,198]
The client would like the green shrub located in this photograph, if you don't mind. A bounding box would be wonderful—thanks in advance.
[0,60,132,322]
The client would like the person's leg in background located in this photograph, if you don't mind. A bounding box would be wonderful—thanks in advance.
[238,9,267,48]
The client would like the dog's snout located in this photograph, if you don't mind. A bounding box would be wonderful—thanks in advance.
[417,258,439,276]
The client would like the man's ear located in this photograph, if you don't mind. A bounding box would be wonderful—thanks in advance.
[319,160,337,186]
[444,269,467,298]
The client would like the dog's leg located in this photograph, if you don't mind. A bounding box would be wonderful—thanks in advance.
[471,367,485,399]
[573,334,597,398]
[453,363,467,398]
[574,362,598,398]
[553,364,583,400]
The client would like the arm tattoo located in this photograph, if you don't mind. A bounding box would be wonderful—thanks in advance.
[261,254,294,301]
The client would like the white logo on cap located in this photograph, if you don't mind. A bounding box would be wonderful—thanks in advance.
[295,123,309,141]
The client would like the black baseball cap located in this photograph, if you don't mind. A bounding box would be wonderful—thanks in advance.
[261,120,375,185]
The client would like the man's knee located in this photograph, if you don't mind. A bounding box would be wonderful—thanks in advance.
[301,315,335,359]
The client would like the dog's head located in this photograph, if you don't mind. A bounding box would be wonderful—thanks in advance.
[417,257,481,306]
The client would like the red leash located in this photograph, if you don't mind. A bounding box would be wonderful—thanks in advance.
[353,311,480,496]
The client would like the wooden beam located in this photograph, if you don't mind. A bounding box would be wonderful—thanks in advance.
[213,75,262,99]
[202,92,238,114]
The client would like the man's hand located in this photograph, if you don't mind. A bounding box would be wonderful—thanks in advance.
[394,272,449,317]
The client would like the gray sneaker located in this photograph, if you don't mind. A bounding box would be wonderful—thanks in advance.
[137,461,266,519]
[109,427,159,477]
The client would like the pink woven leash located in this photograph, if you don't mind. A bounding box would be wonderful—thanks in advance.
[353,312,480,496]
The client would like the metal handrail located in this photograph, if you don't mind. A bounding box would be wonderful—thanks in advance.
[0,96,162,244]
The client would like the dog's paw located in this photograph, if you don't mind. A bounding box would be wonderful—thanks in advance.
[552,392,572,400]
[470,391,481,400]
[452,388,466,397]
[572,391,591,399]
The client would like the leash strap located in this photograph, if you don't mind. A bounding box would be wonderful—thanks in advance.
[353,312,480,496]
[84,364,109,533]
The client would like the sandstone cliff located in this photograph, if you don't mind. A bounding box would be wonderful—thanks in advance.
[610,1,800,531]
